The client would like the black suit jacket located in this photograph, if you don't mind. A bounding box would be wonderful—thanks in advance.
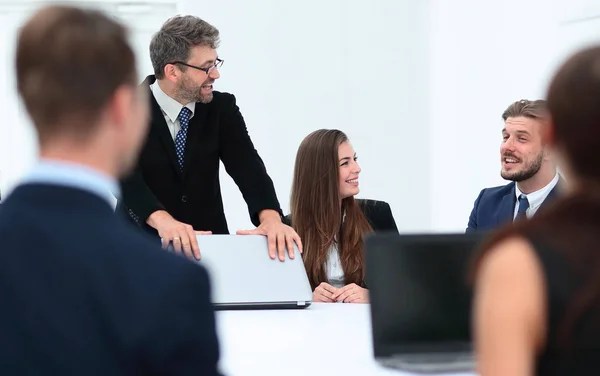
[283,199,399,232]
[284,199,397,289]
[466,178,562,232]
[119,75,281,235]
[0,184,220,375]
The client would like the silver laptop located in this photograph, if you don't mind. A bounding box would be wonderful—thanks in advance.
[195,234,313,310]
[365,232,487,373]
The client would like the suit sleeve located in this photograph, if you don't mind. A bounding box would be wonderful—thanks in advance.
[218,94,282,226]
[282,214,292,227]
[119,165,165,225]
[144,262,221,376]
[361,200,399,233]
[466,190,485,233]
[374,201,399,233]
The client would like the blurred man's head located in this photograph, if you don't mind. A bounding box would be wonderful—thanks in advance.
[499,99,554,185]
[16,5,149,177]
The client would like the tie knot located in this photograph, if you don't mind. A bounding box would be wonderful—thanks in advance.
[519,194,530,209]
[515,194,530,221]
[178,107,192,126]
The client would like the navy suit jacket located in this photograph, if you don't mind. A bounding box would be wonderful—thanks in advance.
[0,184,221,375]
[466,180,561,233]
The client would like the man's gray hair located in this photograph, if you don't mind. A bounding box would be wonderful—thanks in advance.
[150,15,220,79]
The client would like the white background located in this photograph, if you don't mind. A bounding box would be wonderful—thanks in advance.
[1,0,599,233]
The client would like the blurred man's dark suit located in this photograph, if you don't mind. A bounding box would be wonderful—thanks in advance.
[0,162,221,375]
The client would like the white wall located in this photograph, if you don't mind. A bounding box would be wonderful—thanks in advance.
[0,0,177,204]
[180,0,600,233]
[0,3,39,201]
[2,0,600,234]
[428,0,558,232]
[178,0,432,233]
[429,0,600,232]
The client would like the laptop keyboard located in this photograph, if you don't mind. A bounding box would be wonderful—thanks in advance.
[380,352,475,373]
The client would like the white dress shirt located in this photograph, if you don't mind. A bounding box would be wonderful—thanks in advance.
[20,159,120,209]
[514,173,560,219]
[326,243,345,288]
[150,81,195,140]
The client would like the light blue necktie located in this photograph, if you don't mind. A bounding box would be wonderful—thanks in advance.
[175,107,192,171]
[515,194,529,221]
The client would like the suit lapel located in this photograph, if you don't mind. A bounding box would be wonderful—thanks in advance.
[182,103,207,178]
[145,76,182,178]
[495,183,516,225]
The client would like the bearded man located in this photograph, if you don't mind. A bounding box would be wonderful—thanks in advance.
[119,15,301,261]
[466,99,562,232]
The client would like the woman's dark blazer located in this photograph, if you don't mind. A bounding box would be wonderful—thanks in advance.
[283,199,398,289]
[283,199,398,233]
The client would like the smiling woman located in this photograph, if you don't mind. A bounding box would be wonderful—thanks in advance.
[283,129,399,304]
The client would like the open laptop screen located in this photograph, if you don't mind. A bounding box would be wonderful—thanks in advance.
[365,233,486,356]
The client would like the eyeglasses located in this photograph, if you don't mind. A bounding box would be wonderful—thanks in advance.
[169,58,224,75]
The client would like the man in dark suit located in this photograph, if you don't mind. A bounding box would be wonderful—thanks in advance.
[467,99,561,232]
[119,15,300,261]
[0,6,220,375]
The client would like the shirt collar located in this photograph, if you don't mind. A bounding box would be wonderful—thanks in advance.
[150,80,195,122]
[515,173,560,209]
[20,159,120,208]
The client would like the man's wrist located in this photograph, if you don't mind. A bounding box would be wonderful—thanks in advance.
[259,209,282,224]
[147,210,172,228]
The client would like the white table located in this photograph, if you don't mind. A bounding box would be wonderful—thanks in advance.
[216,303,476,376]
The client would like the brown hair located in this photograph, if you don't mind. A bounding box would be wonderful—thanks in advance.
[16,5,136,144]
[472,46,600,348]
[502,99,549,122]
[290,129,373,290]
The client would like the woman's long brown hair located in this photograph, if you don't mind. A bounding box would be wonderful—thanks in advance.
[471,46,600,351]
[290,129,373,290]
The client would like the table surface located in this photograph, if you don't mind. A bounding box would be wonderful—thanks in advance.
[216,303,477,376]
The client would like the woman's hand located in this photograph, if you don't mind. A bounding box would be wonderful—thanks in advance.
[313,282,338,302]
[332,283,369,303]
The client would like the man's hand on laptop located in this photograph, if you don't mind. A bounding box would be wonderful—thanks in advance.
[147,210,212,261]
[313,282,338,302]
[236,209,303,261]
[332,283,369,304]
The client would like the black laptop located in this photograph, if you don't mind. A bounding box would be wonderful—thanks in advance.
[365,232,486,373]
